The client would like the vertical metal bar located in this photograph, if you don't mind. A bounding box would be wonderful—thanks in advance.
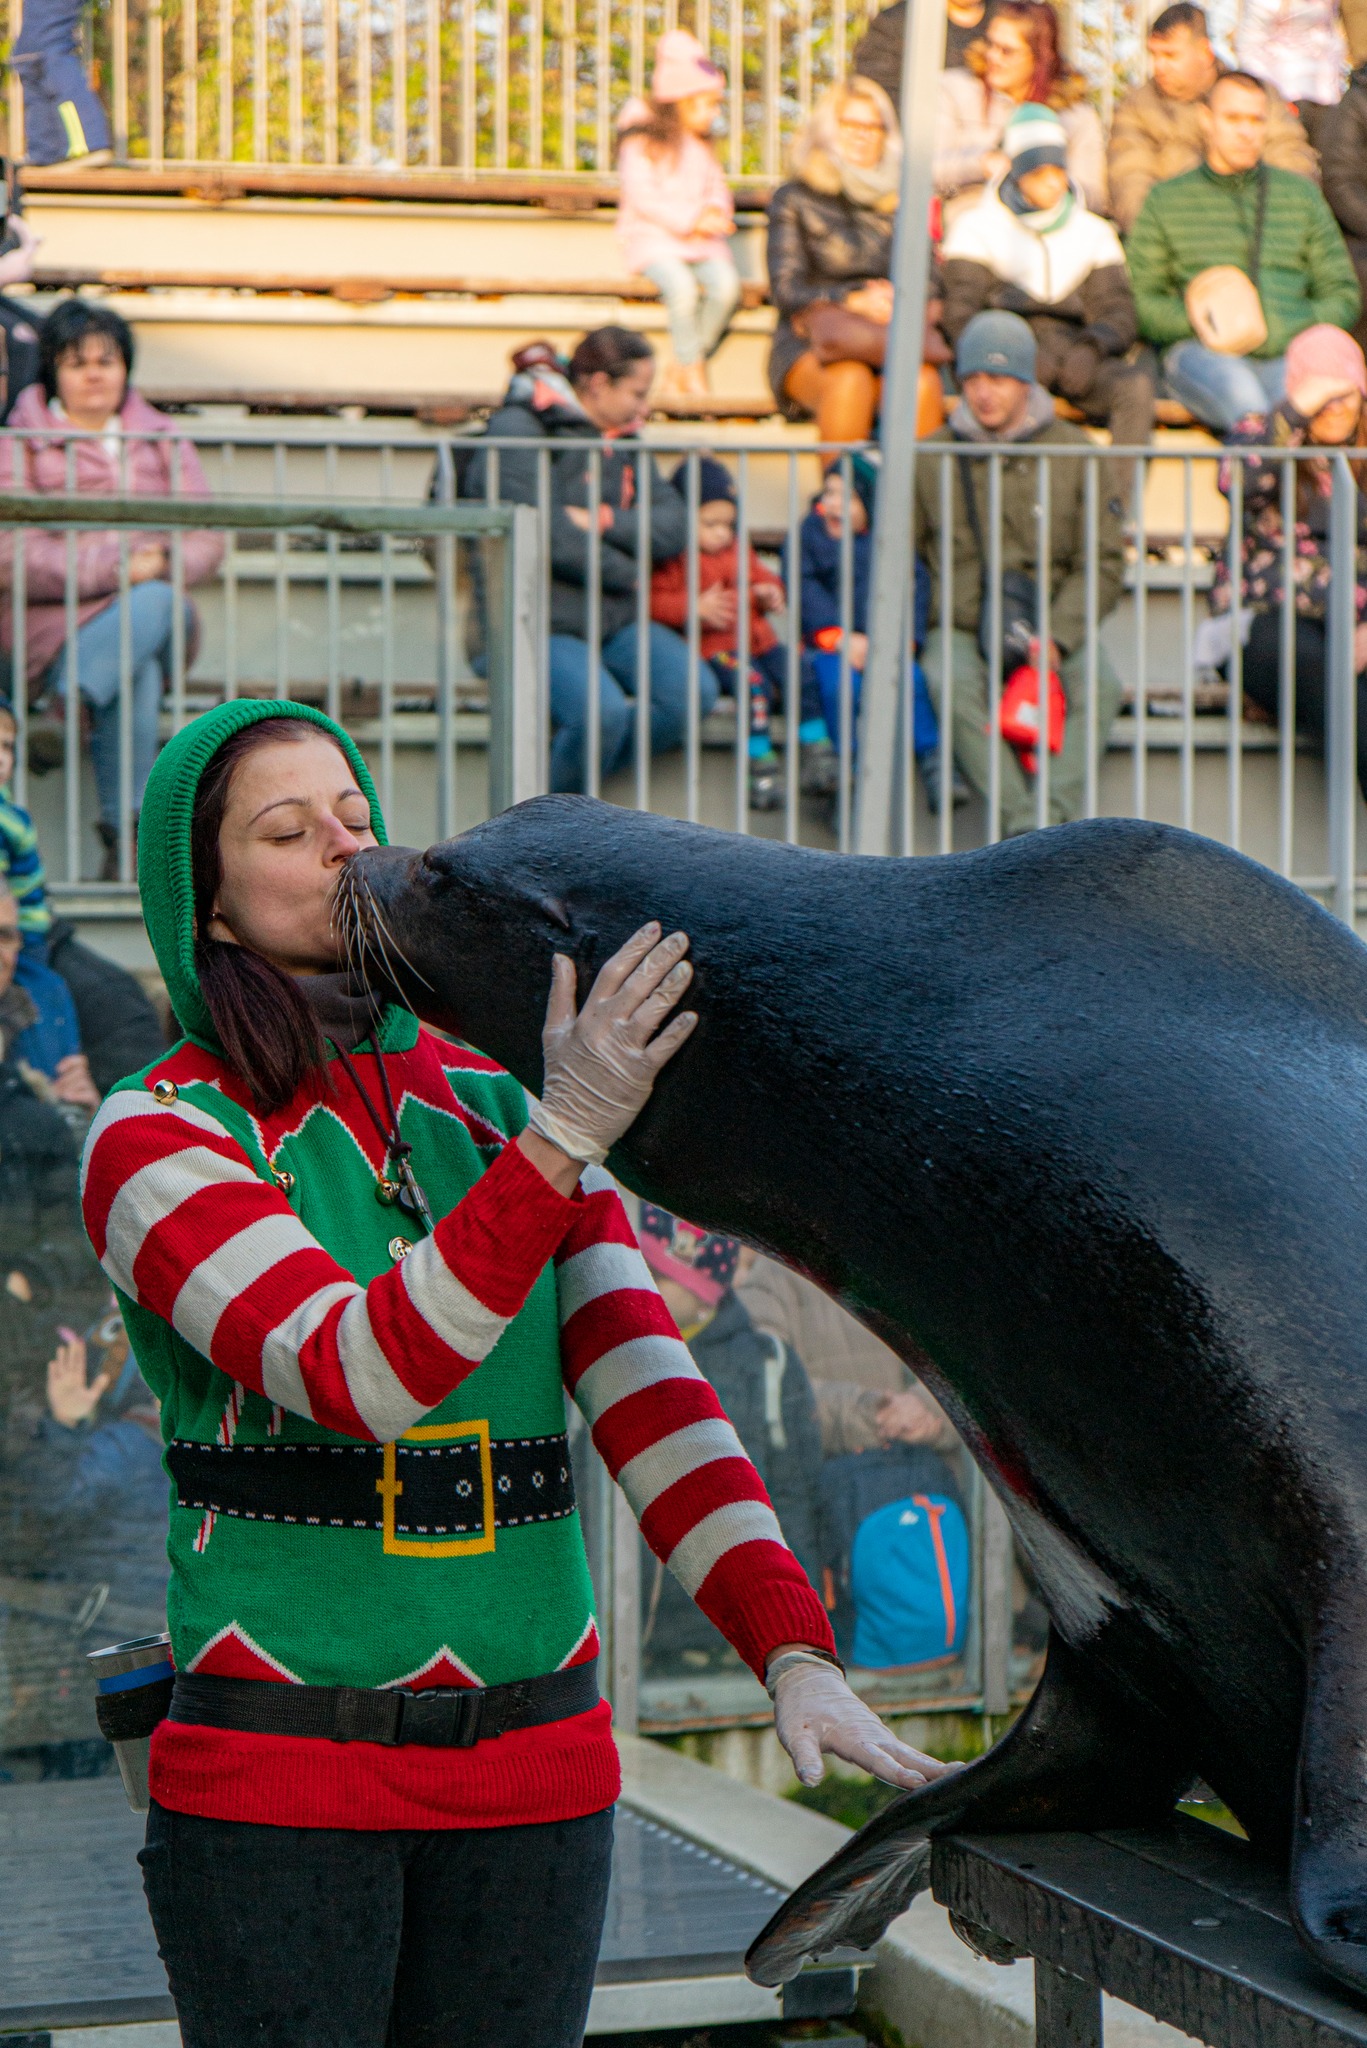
[938,451,954,856]
[527,0,544,167]
[222,442,238,697]
[735,450,751,836]
[727,0,742,177]
[380,528,396,826]
[253,0,268,159]
[763,0,779,180]
[629,0,645,105]
[797,0,812,128]
[220,0,234,157]
[324,0,339,163]
[289,0,305,162]
[7,0,24,163]
[537,445,553,794]
[493,0,509,170]
[148,0,165,167]
[1083,454,1099,820]
[987,452,1003,843]
[1329,452,1358,926]
[1131,454,1148,821]
[784,453,800,844]
[1226,457,1243,853]
[461,0,475,169]
[325,443,342,724]
[273,445,288,699]
[560,0,575,169]
[834,0,847,81]
[117,533,133,880]
[10,524,25,815]
[430,443,455,833]
[394,0,410,166]
[113,0,129,157]
[169,440,187,732]
[183,0,199,160]
[837,449,854,853]
[634,446,651,813]
[360,0,375,164]
[65,525,80,883]
[1279,455,1296,879]
[585,446,602,798]
[684,449,701,824]
[1034,453,1051,833]
[594,0,609,171]
[425,0,440,163]
[1180,455,1195,832]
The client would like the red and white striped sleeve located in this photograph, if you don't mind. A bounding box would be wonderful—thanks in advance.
[556,1167,835,1677]
[81,1085,579,1443]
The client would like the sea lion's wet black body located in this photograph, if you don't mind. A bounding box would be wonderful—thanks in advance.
[347,798,1367,2000]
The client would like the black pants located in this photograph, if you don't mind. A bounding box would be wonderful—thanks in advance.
[140,1798,615,2048]
[1241,610,1367,803]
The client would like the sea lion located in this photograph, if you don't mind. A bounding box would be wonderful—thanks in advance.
[341,795,1367,2001]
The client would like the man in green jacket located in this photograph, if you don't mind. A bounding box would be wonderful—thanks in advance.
[1127,69,1360,432]
[913,310,1126,838]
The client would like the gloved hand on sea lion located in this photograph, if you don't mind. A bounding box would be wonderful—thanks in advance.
[767,1650,960,1791]
[527,920,698,1165]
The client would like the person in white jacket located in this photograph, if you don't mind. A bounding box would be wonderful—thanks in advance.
[940,102,1155,463]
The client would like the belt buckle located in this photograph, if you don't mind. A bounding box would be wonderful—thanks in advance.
[396,1685,485,1748]
[377,1418,495,1558]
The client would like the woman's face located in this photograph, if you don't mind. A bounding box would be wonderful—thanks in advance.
[207,734,378,974]
[55,334,128,426]
[984,17,1036,101]
[1308,391,1363,445]
[835,95,887,169]
[576,356,655,431]
[677,86,723,136]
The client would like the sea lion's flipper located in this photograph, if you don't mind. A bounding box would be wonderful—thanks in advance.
[745,1631,1191,1987]
[1289,1603,1367,1997]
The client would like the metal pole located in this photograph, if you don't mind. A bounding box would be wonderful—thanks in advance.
[1329,453,1357,926]
[853,0,941,855]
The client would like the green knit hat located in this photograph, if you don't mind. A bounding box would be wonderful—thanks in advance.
[137,699,388,1046]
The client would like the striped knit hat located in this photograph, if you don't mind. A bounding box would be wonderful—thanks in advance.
[638,1206,740,1307]
[136,699,387,1047]
[1004,102,1068,176]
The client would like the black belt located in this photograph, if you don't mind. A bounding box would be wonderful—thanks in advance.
[168,1662,599,1748]
[166,1432,575,1543]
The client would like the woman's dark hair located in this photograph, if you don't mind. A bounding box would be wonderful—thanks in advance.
[568,326,655,388]
[39,298,136,403]
[990,1,1066,105]
[191,718,336,1115]
[617,96,684,156]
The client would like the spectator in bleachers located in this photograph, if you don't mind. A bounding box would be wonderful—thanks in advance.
[854,0,1004,116]
[0,217,45,425]
[795,460,961,812]
[0,700,49,965]
[940,102,1155,453]
[649,456,791,810]
[1208,322,1367,796]
[44,917,165,1097]
[1108,3,1317,236]
[616,33,740,402]
[1128,71,1360,435]
[1319,57,1367,349]
[0,301,223,882]
[913,310,1126,835]
[460,326,714,793]
[1236,0,1347,148]
[933,1,1106,225]
[766,78,906,446]
[8,0,112,169]
[0,878,96,1112]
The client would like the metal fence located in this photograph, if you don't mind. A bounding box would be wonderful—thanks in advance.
[1,0,1249,182]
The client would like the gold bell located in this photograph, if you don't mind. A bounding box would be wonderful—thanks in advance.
[272,1167,296,1194]
[388,1235,413,1263]
[152,1079,178,1105]
[375,1177,399,1205]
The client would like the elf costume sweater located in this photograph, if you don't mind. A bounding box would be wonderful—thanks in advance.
[80,699,834,1831]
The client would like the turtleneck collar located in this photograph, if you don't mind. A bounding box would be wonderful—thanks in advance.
[294,971,385,1053]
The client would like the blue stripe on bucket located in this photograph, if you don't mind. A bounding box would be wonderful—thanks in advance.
[96,1660,174,1695]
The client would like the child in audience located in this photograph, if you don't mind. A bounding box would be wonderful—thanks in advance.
[651,456,806,810]
[795,462,965,814]
[0,699,50,965]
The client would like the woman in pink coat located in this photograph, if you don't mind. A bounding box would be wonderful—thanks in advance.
[0,300,223,877]
[616,32,740,399]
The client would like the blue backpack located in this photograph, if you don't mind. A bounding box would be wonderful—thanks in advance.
[820,1448,970,1672]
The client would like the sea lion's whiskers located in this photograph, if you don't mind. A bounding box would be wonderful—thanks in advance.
[365,891,434,992]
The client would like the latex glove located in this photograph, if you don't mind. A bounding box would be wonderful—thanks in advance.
[772,1660,959,1792]
[531,922,697,1164]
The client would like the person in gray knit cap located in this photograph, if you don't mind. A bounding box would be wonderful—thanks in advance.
[911,310,1127,836]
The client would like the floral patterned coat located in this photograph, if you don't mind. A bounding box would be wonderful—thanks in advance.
[1209,405,1367,627]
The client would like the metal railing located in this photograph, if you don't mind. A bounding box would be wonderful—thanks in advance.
[5,0,1253,184]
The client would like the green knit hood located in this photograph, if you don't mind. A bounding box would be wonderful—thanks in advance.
[138,699,388,1046]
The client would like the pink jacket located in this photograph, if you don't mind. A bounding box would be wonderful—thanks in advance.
[0,385,225,685]
[615,130,735,272]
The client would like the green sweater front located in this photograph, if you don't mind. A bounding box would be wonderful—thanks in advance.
[1127,162,1361,359]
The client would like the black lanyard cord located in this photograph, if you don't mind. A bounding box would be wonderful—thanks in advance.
[332,1038,434,1233]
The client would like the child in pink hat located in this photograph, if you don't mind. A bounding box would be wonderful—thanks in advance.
[616,31,740,400]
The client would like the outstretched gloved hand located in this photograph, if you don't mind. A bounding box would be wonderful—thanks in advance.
[529,922,697,1166]
[772,1657,960,1792]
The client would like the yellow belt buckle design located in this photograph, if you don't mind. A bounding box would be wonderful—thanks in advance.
[377,1419,496,1558]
